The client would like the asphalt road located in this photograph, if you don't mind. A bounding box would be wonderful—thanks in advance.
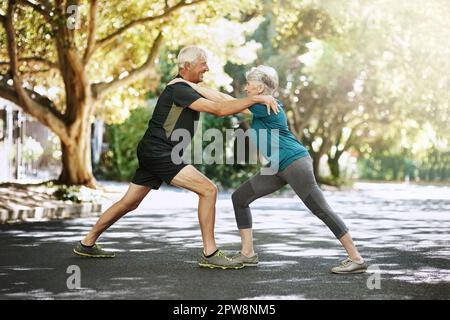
[1,182,449,300]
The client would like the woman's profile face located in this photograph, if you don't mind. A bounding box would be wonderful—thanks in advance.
[245,81,264,96]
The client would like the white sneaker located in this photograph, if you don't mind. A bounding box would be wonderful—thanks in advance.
[232,252,259,266]
[331,257,367,274]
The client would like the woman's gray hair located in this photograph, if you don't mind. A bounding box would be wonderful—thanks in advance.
[245,65,279,94]
[177,46,207,69]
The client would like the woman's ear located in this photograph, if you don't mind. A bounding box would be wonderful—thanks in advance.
[257,83,265,94]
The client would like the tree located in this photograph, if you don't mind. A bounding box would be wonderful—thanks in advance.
[258,0,450,181]
[0,0,263,187]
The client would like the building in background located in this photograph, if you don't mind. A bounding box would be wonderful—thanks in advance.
[0,98,105,183]
[1,97,60,182]
[0,98,26,181]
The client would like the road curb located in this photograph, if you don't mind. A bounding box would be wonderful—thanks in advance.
[0,202,102,224]
[0,186,103,224]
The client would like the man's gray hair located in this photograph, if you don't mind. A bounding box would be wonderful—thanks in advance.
[245,65,279,94]
[177,46,207,69]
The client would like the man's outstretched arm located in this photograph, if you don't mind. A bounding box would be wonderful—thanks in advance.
[194,85,235,102]
[188,96,277,117]
[189,85,253,116]
[169,79,252,115]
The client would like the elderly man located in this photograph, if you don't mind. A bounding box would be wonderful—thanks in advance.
[73,46,278,270]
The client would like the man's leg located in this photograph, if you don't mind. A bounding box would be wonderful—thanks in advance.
[170,165,218,256]
[81,183,151,246]
[232,172,286,257]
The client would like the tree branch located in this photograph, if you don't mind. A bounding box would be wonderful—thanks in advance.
[0,77,59,116]
[17,0,54,25]
[22,57,57,69]
[4,0,69,144]
[6,0,21,84]
[22,68,52,74]
[83,0,98,64]
[91,32,163,100]
[0,79,70,144]
[0,57,58,69]
[93,0,205,52]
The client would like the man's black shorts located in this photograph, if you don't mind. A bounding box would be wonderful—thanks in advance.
[131,155,187,190]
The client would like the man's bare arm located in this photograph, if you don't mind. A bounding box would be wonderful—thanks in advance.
[194,85,235,102]
[187,95,277,117]
[190,85,252,115]
[168,78,252,115]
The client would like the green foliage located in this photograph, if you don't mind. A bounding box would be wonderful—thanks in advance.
[1,0,265,125]
[22,137,44,162]
[196,114,261,190]
[96,108,261,189]
[153,46,179,96]
[6,0,449,185]
[52,184,104,203]
[92,0,450,185]
[358,147,450,183]
[417,149,450,182]
[97,106,152,181]
[89,0,264,124]
[358,154,416,181]
[228,0,450,183]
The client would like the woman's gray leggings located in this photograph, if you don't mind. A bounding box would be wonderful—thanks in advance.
[232,156,349,239]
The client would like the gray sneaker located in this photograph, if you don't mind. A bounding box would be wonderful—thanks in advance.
[331,257,367,274]
[232,252,259,267]
[73,241,115,258]
[198,250,244,270]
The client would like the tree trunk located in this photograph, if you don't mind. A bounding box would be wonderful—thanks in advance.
[311,152,323,179]
[327,156,340,179]
[55,33,96,187]
[59,123,96,187]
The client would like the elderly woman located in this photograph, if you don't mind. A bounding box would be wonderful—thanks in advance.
[169,66,367,274]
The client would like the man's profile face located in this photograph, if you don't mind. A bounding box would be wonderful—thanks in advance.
[187,57,209,83]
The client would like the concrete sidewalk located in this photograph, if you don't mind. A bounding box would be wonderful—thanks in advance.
[0,185,102,224]
[0,182,449,299]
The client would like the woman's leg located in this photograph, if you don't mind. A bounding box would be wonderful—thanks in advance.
[82,183,151,246]
[338,232,363,262]
[279,157,363,262]
[232,172,286,256]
